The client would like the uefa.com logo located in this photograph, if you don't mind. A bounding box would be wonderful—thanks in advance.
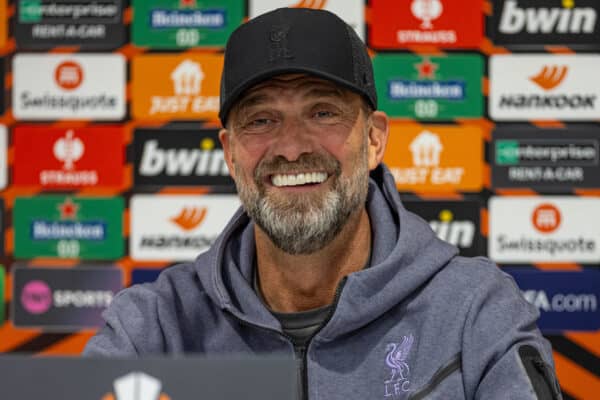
[488,196,600,263]
[489,55,600,121]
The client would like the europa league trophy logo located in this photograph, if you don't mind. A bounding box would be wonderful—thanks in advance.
[411,0,443,29]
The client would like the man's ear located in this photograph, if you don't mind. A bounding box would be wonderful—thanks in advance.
[218,128,236,179]
[367,111,389,170]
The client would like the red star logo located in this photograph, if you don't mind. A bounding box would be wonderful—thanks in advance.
[58,198,79,220]
[180,0,196,7]
[415,58,439,79]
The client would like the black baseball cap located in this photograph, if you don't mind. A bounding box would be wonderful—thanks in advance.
[219,7,377,126]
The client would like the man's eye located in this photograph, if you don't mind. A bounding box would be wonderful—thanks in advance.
[245,118,273,128]
[314,110,335,118]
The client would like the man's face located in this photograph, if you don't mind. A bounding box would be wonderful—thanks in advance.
[220,75,383,254]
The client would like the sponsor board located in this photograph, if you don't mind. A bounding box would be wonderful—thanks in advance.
[0,125,7,189]
[133,128,233,187]
[383,124,483,192]
[0,265,4,323]
[13,125,124,189]
[132,54,222,121]
[403,199,482,256]
[492,126,600,191]
[506,269,600,332]
[13,196,124,259]
[489,55,600,121]
[373,54,483,119]
[0,200,4,256]
[0,58,4,115]
[13,53,126,120]
[132,0,244,48]
[490,0,600,49]
[131,268,162,285]
[369,0,483,49]
[489,196,600,263]
[0,0,6,48]
[130,194,240,261]
[249,0,365,40]
[12,266,123,330]
[15,0,126,49]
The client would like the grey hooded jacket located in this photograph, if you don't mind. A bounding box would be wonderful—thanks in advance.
[84,165,562,400]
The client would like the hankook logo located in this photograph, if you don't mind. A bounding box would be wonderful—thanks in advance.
[490,55,600,121]
[529,65,567,91]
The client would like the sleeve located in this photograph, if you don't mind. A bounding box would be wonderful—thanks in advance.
[82,284,167,357]
[461,263,563,400]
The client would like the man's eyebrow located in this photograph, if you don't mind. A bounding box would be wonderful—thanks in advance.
[234,93,273,115]
[303,87,347,101]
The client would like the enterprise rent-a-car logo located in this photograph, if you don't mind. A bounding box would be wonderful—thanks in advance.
[489,196,600,263]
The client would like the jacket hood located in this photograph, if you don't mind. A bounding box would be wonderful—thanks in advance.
[194,164,458,338]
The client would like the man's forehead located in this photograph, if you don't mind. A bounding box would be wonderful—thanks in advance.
[239,74,350,103]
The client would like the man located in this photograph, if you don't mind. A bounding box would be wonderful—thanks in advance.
[85,7,562,400]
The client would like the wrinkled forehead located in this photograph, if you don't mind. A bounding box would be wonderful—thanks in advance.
[229,74,355,116]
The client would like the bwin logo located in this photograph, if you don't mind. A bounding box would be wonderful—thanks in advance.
[499,0,597,34]
[429,209,475,248]
[139,139,229,177]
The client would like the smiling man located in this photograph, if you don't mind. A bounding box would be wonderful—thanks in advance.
[85,7,562,400]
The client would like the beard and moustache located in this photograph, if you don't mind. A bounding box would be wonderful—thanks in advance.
[233,138,370,255]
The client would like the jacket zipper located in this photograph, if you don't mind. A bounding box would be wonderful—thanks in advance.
[300,277,348,400]
[225,277,348,400]
[408,354,461,400]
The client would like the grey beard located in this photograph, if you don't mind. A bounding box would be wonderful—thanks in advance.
[235,152,369,255]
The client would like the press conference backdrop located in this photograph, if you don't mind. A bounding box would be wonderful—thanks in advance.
[0,0,599,398]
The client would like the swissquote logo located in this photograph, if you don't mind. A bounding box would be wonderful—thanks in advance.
[55,61,84,90]
[102,372,171,400]
[13,125,123,188]
[489,55,600,121]
[532,203,561,233]
[493,0,600,48]
[132,54,222,120]
[133,128,232,187]
[489,196,600,263]
[13,54,126,120]
[130,195,240,261]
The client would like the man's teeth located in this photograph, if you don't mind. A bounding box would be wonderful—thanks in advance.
[271,172,328,187]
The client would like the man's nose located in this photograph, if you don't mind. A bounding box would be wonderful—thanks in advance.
[271,117,315,162]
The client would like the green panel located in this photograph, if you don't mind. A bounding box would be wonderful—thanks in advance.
[132,0,245,48]
[373,54,484,120]
[18,0,42,23]
[496,140,520,165]
[14,196,124,260]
